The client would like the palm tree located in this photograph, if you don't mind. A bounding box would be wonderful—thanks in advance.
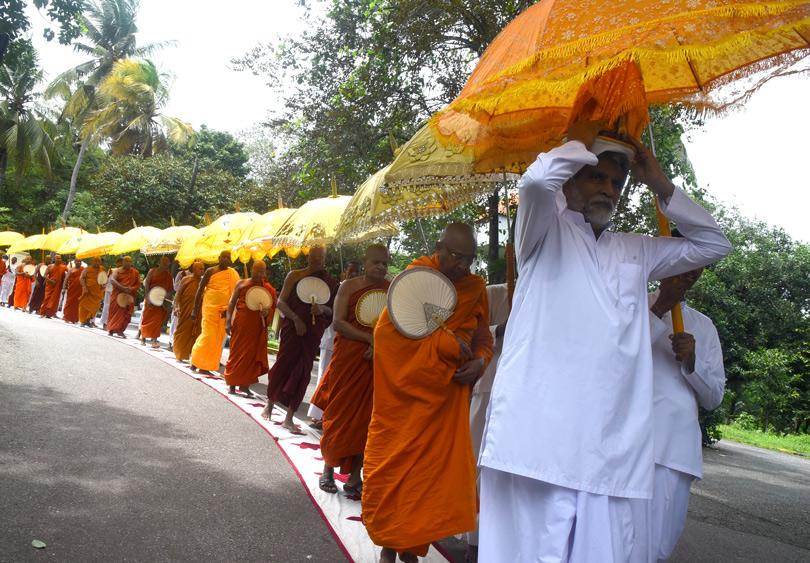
[48,0,170,220]
[0,53,56,201]
[83,58,192,156]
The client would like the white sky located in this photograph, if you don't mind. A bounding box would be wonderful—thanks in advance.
[25,1,810,242]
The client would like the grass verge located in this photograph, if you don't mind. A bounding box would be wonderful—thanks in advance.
[719,424,810,457]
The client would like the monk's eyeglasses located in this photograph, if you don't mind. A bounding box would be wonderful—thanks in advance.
[446,248,476,264]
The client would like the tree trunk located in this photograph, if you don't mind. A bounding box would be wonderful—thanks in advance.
[487,190,501,283]
[0,149,7,204]
[62,135,92,221]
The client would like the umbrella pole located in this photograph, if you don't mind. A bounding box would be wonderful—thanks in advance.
[416,218,430,255]
[338,245,344,274]
[503,174,516,311]
[647,124,684,334]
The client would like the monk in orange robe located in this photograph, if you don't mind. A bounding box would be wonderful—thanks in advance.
[173,261,204,362]
[78,257,106,326]
[312,244,390,496]
[13,258,35,310]
[224,261,277,396]
[363,224,493,563]
[190,251,240,373]
[39,254,67,318]
[140,256,174,348]
[107,256,142,337]
[262,246,339,432]
[61,258,84,323]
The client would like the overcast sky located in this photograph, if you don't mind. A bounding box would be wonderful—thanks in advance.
[26,0,810,242]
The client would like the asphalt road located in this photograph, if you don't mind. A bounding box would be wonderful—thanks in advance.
[2,308,809,562]
[0,308,344,562]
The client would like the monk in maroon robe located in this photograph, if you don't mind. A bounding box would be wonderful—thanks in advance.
[62,258,84,323]
[262,246,338,432]
[28,261,48,314]
[140,256,173,348]
[107,256,141,337]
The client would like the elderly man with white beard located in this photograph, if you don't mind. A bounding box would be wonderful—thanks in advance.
[477,120,732,563]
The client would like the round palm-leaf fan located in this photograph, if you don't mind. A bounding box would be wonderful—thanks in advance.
[23,264,36,276]
[296,276,331,325]
[355,289,387,328]
[97,271,109,286]
[116,293,135,307]
[38,265,47,277]
[246,286,274,311]
[147,286,168,307]
[387,267,456,339]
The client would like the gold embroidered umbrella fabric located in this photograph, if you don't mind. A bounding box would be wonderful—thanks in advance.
[141,225,199,256]
[42,227,84,253]
[8,234,48,254]
[0,231,24,247]
[75,232,122,260]
[176,212,260,266]
[109,226,163,256]
[268,194,352,254]
[334,164,401,244]
[233,208,297,263]
[56,232,95,255]
[427,0,810,172]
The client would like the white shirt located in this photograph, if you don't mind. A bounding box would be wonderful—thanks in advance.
[649,294,725,479]
[479,141,732,499]
[474,284,510,395]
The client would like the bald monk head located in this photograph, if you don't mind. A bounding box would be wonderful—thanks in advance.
[250,260,267,282]
[363,244,390,283]
[115,257,123,268]
[308,245,326,271]
[218,250,233,269]
[158,255,170,270]
[121,256,133,270]
[72,258,81,268]
[54,254,63,266]
[344,259,362,281]
[436,222,477,281]
[91,257,102,267]
[191,260,205,277]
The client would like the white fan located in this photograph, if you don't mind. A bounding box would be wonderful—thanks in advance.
[147,286,168,307]
[246,285,274,311]
[387,267,457,339]
[296,276,331,325]
[355,289,387,328]
[38,265,47,277]
[23,264,36,276]
[116,292,135,308]
[97,271,109,286]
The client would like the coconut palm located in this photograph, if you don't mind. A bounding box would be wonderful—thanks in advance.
[48,0,171,219]
[0,53,56,199]
[83,58,192,156]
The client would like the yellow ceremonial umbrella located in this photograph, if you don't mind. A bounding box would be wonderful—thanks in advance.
[42,227,84,252]
[56,232,95,255]
[8,233,48,254]
[109,226,162,256]
[0,231,24,247]
[175,232,207,268]
[141,225,199,256]
[233,207,297,263]
[178,212,260,265]
[76,232,122,260]
[263,181,351,256]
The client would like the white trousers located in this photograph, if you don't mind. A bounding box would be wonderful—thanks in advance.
[479,468,636,563]
[631,465,693,562]
[0,273,14,302]
[465,389,492,547]
[306,345,333,419]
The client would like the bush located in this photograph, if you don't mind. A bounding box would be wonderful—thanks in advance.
[732,411,760,431]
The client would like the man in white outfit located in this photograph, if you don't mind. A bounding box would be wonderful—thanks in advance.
[478,120,731,563]
[635,249,725,561]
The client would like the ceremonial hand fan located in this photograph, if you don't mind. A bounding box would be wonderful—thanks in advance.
[38,265,47,277]
[147,286,168,307]
[97,271,109,286]
[23,264,36,276]
[387,267,457,339]
[246,285,274,327]
[355,289,387,328]
[116,292,135,308]
[296,276,330,325]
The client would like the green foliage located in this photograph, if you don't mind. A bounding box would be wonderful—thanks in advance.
[174,125,249,179]
[719,423,810,456]
[85,155,250,232]
[0,0,85,45]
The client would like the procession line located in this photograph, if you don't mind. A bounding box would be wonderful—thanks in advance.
[46,313,453,563]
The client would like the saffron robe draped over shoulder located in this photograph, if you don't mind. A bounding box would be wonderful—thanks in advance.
[190,267,240,371]
[173,275,203,361]
[107,268,141,333]
[78,266,105,324]
[311,279,389,473]
[28,267,46,313]
[266,270,338,411]
[362,255,493,556]
[140,269,173,339]
[13,265,33,309]
[62,266,84,323]
[40,263,67,317]
[224,280,277,387]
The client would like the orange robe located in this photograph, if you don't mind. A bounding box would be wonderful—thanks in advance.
[362,255,493,556]
[140,269,173,339]
[311,280,389,473]
[107,268,141,333]
[13,265,33,309]
[40,263,67,318]
[62,266,84,323]
[78,266,105,324]
[224,280,277,387]
[173,275,203,361]
[190,267,240,371]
